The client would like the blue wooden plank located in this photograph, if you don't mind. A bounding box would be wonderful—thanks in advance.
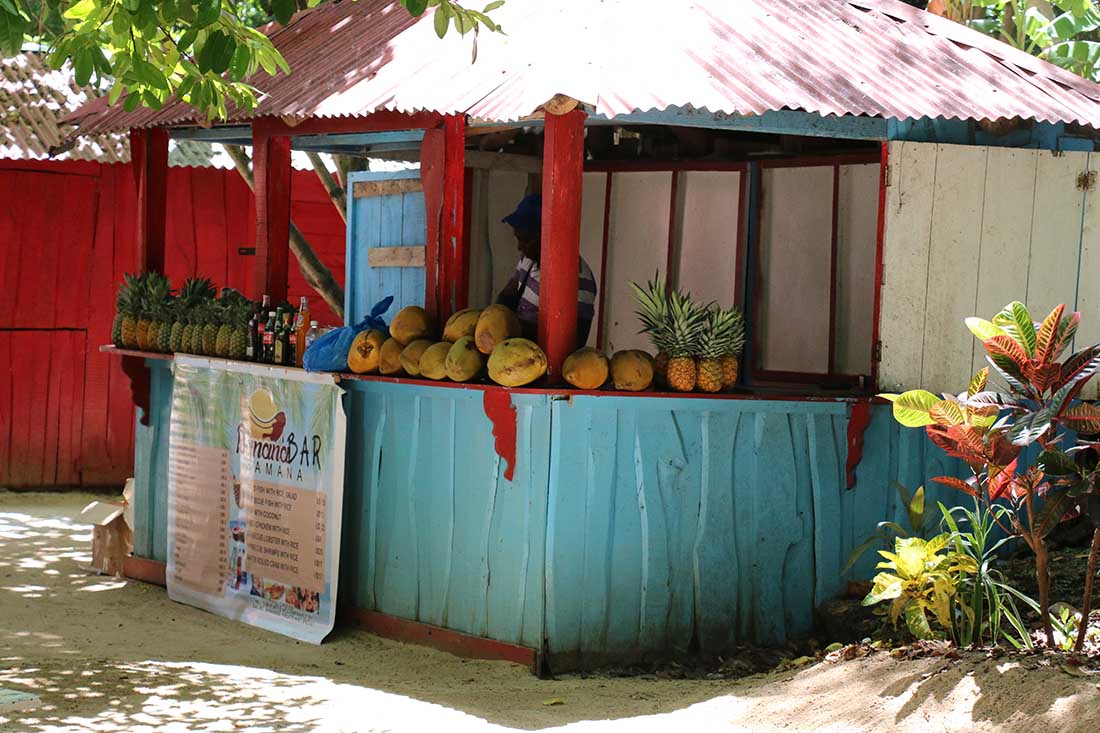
[607,107,888,141]
[580,408,618,655]
[605,407,643,657]
[783,413,816,637]
[400,191,427,310]
[808,413,844,606]
[150,364,172,563]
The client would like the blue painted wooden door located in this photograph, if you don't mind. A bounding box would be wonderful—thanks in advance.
[345,170,427,325]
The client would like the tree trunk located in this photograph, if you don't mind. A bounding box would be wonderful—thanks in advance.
[307,152,346,223]
[1074,528,1100,653]
[222,144,345,318]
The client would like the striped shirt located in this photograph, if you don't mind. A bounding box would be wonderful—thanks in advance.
[510,256,597,325]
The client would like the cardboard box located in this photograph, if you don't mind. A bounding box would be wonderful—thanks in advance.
[81,499,133,577]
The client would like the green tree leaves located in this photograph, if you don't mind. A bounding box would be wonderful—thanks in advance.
[7,0,502,121]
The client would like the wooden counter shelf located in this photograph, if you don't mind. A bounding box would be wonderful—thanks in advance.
[99,345,877,404]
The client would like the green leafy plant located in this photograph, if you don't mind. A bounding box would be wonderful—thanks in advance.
[940,500,1034,649]
[862,534,978,642]
[0,0,502,120]
[844,482,929,575]
[881,301,1100,647]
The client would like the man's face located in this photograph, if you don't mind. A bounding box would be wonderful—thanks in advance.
[513,226,541,260]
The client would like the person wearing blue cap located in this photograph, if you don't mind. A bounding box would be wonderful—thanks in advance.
[496,194,598,345]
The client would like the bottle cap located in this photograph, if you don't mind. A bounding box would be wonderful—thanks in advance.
[310,320,318,327]
[268,311,276,316]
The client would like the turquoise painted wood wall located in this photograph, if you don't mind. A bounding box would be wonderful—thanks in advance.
[344,170,426,325]
[132,364,982,661]
[340,380,551,650]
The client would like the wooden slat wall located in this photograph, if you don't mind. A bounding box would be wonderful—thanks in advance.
[879,142,1097,397]
[0,159,346,487]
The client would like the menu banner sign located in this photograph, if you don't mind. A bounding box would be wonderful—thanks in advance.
[166,356,346,644]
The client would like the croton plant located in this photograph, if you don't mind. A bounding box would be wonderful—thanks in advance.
[882,302,1100,651]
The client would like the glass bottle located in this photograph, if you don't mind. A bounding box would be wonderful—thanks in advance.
[305,321,320,355]
[293,297,310,367]
[263,311,277,363]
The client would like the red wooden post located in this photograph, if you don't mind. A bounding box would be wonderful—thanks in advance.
[441,114,466,321]
[538,109,586,380]
[130,128,168,273]
[252,118,292,301]
[420,128,445,321]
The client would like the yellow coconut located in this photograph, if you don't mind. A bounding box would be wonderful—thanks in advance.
[378,337,406,375]
[418,341,453,380]
[445,337,486,382]
[389,306,435,345]
[442,308,482,343]
[487,338,548,387]
[611,350,654,391]
[347,329,387,374]
[562,347,610,390]
[399,339,434,376]
[475,304,522,355]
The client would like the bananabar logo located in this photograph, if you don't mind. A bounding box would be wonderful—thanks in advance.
[237,388,322,482]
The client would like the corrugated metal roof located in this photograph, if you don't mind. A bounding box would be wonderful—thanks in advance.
[67,0,1100,138]
[1,51,128,162]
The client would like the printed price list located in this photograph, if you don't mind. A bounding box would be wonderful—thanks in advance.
[168,441,230,596]
[244,481,326,593]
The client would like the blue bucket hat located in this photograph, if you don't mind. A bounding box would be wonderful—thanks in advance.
[502,194,542,231]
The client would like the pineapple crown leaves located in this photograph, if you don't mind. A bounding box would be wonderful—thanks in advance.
[179,277,217,306]
[666,289,709,358]
[700,306,747,359]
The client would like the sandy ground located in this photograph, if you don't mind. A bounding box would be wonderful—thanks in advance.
[2,490,1100,733]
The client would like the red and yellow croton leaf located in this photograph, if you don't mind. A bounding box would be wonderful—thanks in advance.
[1061,402,1100,435]
[932,475,979,497]
[1034,304,1065,362]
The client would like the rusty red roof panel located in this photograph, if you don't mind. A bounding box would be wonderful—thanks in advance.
[67,0,1100,138]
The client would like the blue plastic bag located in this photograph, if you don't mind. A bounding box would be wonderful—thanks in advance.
[303,296,393,372]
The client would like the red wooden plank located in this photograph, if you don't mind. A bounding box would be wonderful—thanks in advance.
[194,167,230,286]
[458,166,473,310]
[252,120,292,301]
[40,331,66,486]
[0,333,11,485]
[343,607,538,673]
[538,109,587,381]
[595,173,613,350]
[11,172,52,327]
[420,127,445,321]
[80,164,119,481]
[828,164,840,375]
[132,128,169,273]
[56,175,100,328]
[106,162,139,478]
[10,333,50,485]
[440,114,466,321]
[225,173,252,293]
[60,330,88,485]
[0,159,103,177]
[165,167,198,280]
[871,142,889,389]
[0,174,17,321]
[123,555,167,585]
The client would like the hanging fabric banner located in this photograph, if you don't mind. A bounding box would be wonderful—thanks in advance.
[166,356,346,644]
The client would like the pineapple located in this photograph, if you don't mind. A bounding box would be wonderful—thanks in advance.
[154,298,174,353]
[229,302,250,360]
[202,302,221,356]
[176,277,216,355]
[720,307,746,391]
[697,307,742,393]
[136,273,170,351]
[112,273,140,348]
[629,274,674,387]
[168,301,186,353]
[215,309,234,358]
[664,290,707,392]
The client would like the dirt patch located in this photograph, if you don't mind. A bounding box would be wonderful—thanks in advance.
[3,490,1100,732]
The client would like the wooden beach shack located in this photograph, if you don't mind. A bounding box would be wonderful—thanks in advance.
[71,0,1100,671]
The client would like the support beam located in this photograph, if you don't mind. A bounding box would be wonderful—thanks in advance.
[538,109,586,381]
[130,128,169,273]
[441,114,466,320]
[252,118,293,301]
[420,128,445,321]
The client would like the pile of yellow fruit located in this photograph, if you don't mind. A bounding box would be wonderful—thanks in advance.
[346,304,549,387]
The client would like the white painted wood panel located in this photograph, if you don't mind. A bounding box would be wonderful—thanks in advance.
[677,171,742,309]
[879,141,937,391]
[836,164,880,376]
[1027,151,1088,323]
[1076,152,1100,399]
[758,165,833,374]
[603,172,673,353]
[970,148,1038,376]
[579,172,609,347]
[919,144,987,393]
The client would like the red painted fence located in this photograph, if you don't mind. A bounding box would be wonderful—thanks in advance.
[0,159,346,487]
